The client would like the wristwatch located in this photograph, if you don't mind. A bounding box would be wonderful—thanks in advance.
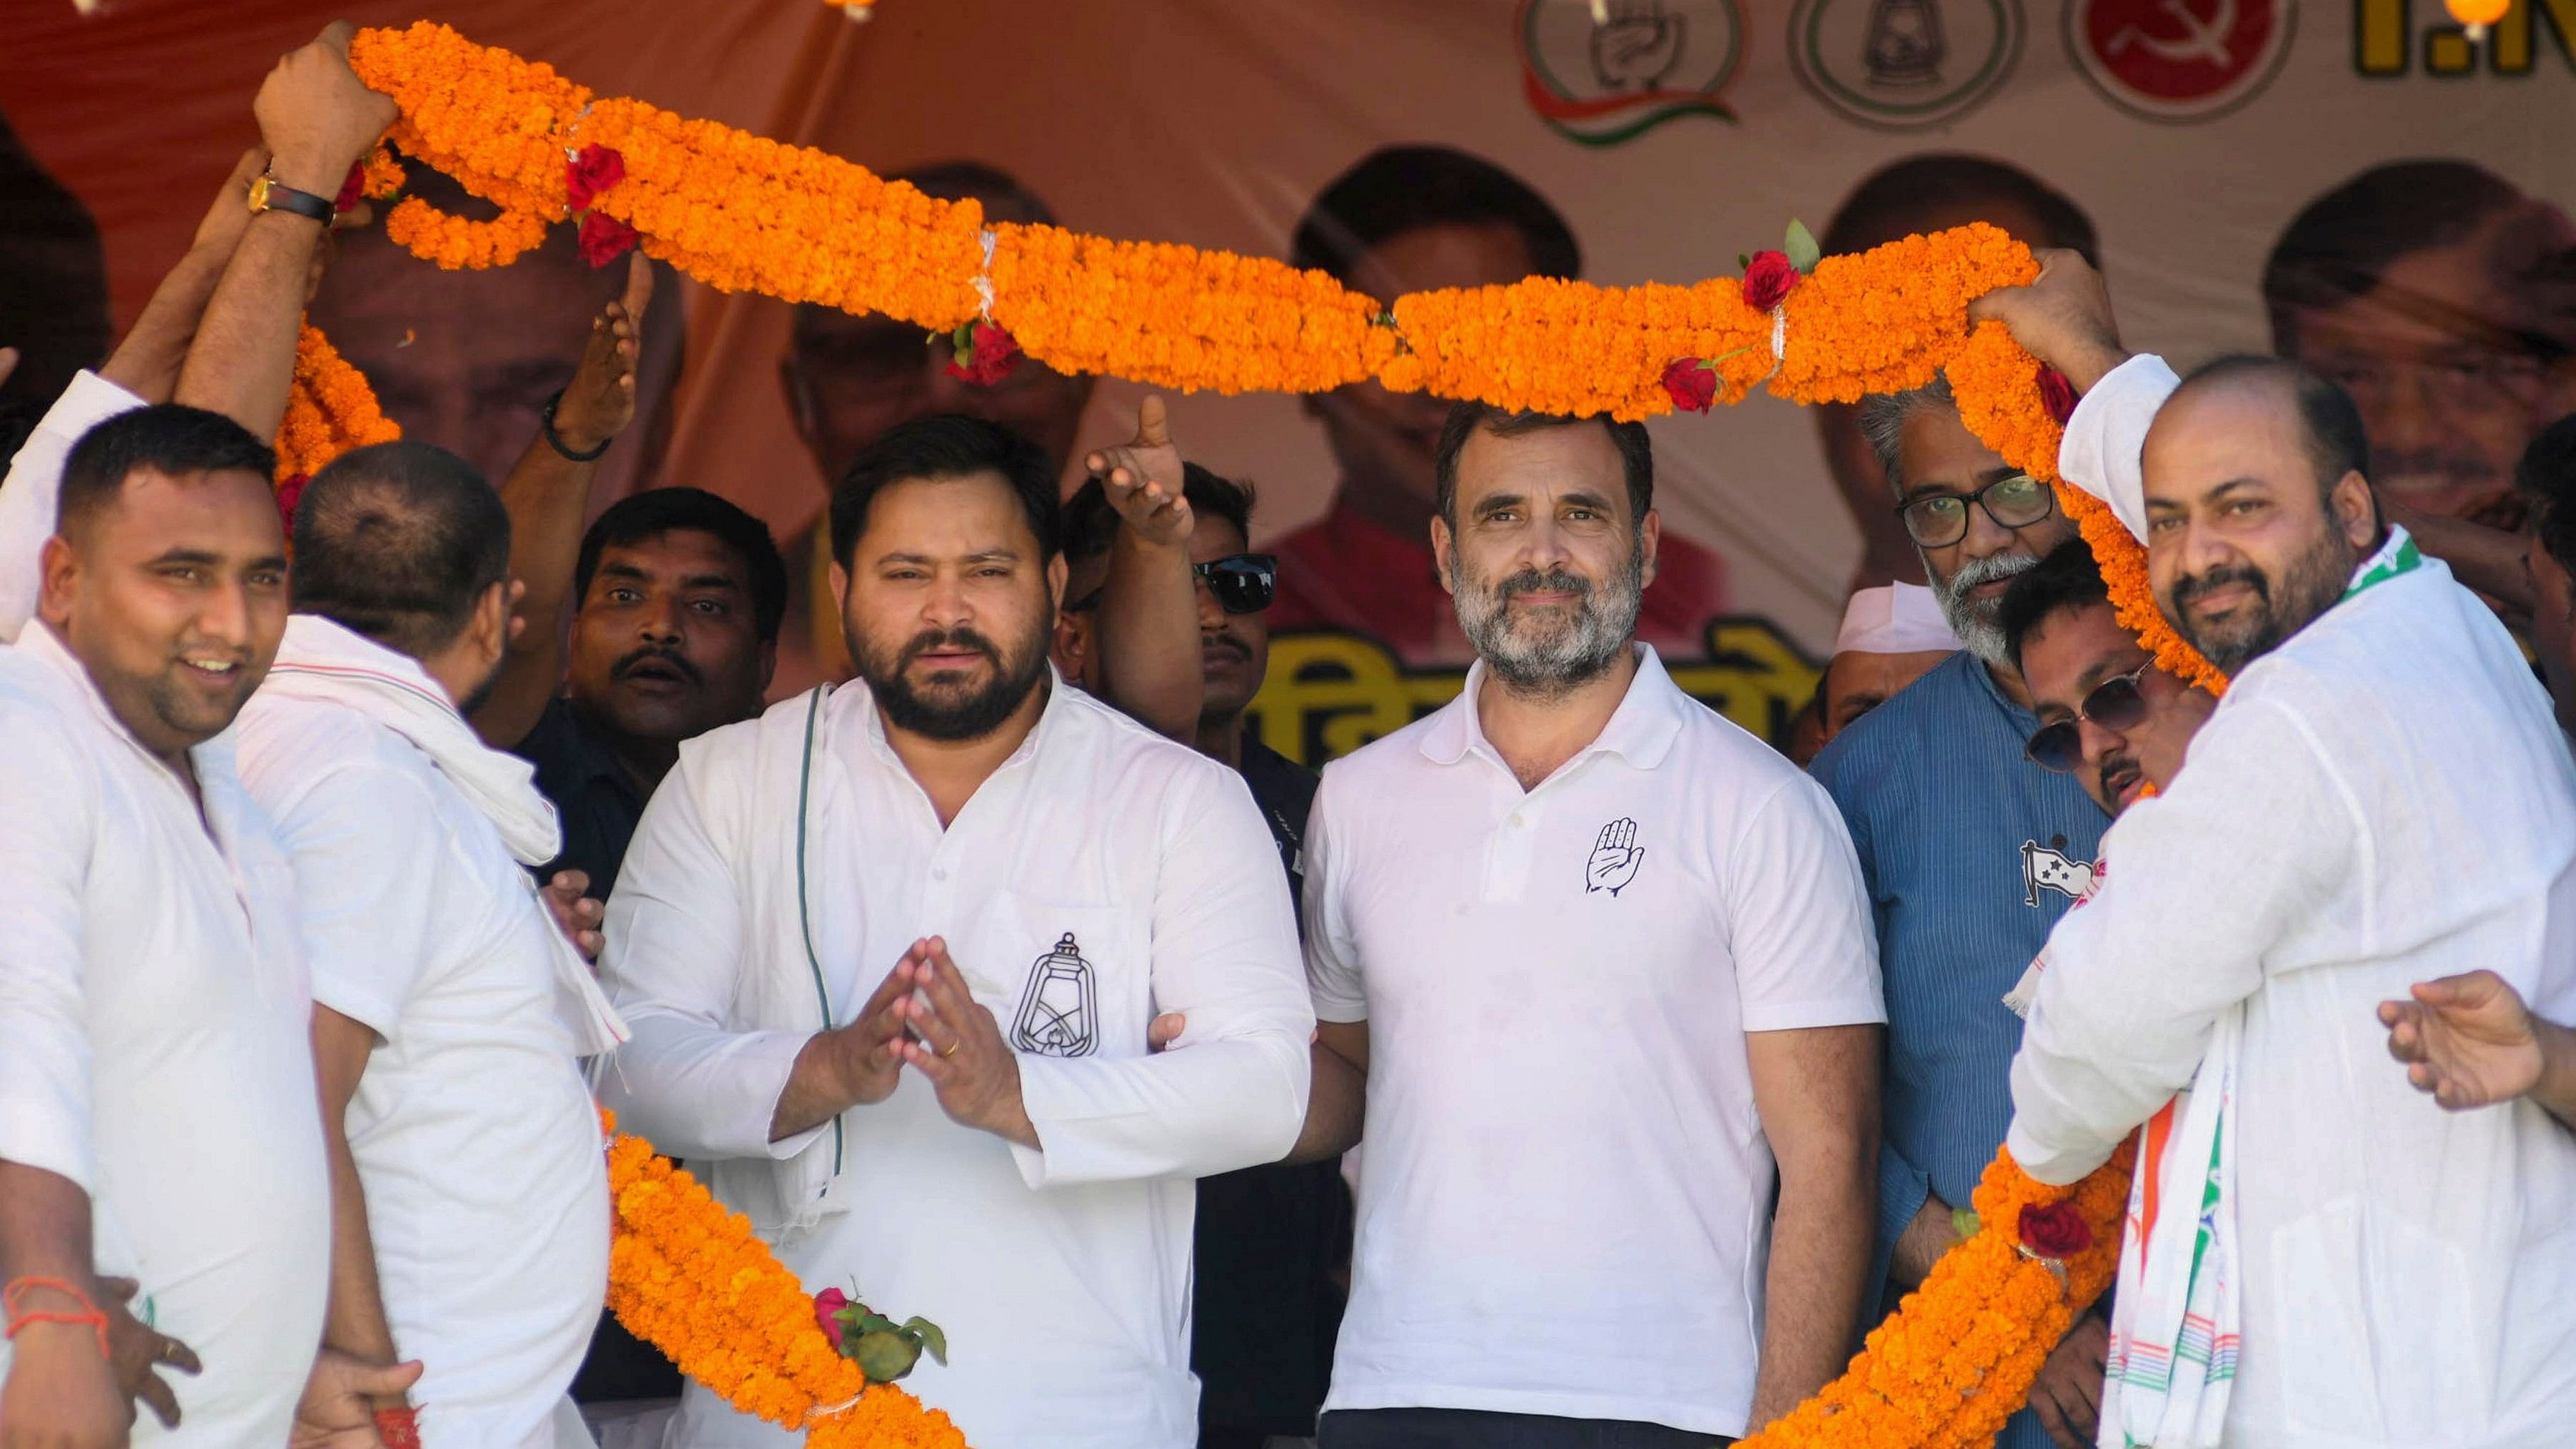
[246,173,334,224]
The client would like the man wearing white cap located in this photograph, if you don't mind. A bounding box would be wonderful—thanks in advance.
[1816,582,1959,751]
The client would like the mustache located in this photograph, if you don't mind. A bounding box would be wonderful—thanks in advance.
[1939,550,2038,598]
[901,627,1002,669]
[611,644,702,688]
[1200,630,1250,661]
[2171,563,2269,610]
[1494,567,1595,602]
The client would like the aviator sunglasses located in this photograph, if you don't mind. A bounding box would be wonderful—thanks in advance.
[2023,660,2154,773]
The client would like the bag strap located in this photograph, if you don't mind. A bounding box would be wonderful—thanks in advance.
[794,684,843,1176]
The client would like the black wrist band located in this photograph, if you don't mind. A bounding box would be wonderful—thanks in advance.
[540,390,612,462]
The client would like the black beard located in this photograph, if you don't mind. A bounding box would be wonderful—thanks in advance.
[2171,529,2355,674]
[857,624,1051,742]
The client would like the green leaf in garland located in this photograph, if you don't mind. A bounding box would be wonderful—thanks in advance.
[904,1316,949,1365]
[1784,219,1822,275]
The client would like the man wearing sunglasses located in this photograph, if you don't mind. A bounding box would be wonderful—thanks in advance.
[1999,540,2218,820]
[1059,462,1353,1449]
[1807,369,2110,1449]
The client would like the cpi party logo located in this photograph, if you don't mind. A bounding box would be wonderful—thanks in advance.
[1789,0,2027,130]
[1517,0,1748,146]
[2065,0,2297,120]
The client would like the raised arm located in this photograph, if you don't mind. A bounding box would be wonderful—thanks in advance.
[97,149,267,406]
[173,23,392,438]
[470,254,656,750]
[1081,397,1203,739]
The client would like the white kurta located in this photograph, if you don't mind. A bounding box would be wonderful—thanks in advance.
[600,676,1312,1449]
[0,623,330,1445]
[2010,356,2576,1446]
[234,634,610,1449]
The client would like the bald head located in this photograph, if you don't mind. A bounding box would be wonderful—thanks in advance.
[292,441,511,660]
[2143,356,2381,674]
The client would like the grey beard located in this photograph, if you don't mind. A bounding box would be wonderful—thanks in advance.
[1930,550,2041,667]
[1454,552,1644,697]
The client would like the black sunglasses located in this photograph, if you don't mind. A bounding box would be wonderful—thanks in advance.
[2024,660,2154,773]
[1067,553,1278,615]
[1894,472,2055,549]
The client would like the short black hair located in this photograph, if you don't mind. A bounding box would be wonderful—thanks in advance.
[2261,160,2546,356]
[1432,403,1652,528]
[1061,462,1258,561]
[576,487,788,644]
[1823,153,2099,267]
[57,404,278,538]
[1999,538,2112,671]
[1290,145,1580,290]
[292,441,511,659]
[2173,354,2373,502]
[830,414,1059,567]
[2519,412,2576,582]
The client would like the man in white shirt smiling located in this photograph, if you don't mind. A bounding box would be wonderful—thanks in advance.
[598,414,1313,1449]
[1988,255,2576,1446]
[1294,404,1884,1448]
[229,441,621,1449]
[0,404,333,1446]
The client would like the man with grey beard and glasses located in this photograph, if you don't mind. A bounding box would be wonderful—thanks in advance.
[1806,372,2113,1449]
[1290,404,1883,1448]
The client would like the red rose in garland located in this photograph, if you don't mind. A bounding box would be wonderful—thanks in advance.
[577,212,639,268]
[1661,358,1719,414]
[2037,365,2078,425]
[945,321,1022,386]
[1742,250,1800,312]
[2019,1200,2094,1258]
[276,473,312,531]
[566,143,627,211]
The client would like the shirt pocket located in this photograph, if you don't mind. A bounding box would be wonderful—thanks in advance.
[955,890,1144,1062]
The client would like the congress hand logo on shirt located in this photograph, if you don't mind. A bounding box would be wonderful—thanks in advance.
[1585,818,1646,897]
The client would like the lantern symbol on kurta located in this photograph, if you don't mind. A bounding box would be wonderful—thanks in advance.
[1010,933,1098,1058]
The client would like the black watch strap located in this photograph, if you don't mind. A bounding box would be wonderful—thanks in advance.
[250,175,335,225]
[541,390,612,462]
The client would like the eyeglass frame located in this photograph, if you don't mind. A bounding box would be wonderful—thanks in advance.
[2022,659,2156,773]
[1892,472,2057,550]
[1066,552,1278,615]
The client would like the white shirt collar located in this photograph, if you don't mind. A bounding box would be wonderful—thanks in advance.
[17,619,218,783]
[1420,643,1688,773]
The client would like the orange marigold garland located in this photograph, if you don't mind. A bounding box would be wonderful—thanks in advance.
[275,324,401,503]
[605,1130,967,1448]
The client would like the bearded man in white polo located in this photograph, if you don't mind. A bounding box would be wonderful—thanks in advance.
[1292,403,1884,1448]
[598,414,1313,1449]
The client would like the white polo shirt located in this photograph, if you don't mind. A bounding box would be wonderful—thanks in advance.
[601,676,1313,1448]
[1307,646,1883,1438]
[234,678,610,1449]
[0,624,330,1446]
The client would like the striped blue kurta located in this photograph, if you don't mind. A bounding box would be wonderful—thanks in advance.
[1810,650,2107,1449]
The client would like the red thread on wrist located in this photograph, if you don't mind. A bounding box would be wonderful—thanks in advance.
[374,1406,423,1449]
[2,1275,110,1359]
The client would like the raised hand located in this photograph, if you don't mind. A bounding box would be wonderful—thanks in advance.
[1585,817,1644,896]
[1964,247,2129,394]
[896,937,1037,1147]
[539,870,605,963]
[548,254,656,456]
[1085,396,1192,549]
[2379,970,2543,1110]
[253,22,398,198]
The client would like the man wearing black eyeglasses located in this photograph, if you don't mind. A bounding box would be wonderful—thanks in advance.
[1058,460,1352,1449]
[1807,368,2111,1449]
[2000,540,2217,821]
